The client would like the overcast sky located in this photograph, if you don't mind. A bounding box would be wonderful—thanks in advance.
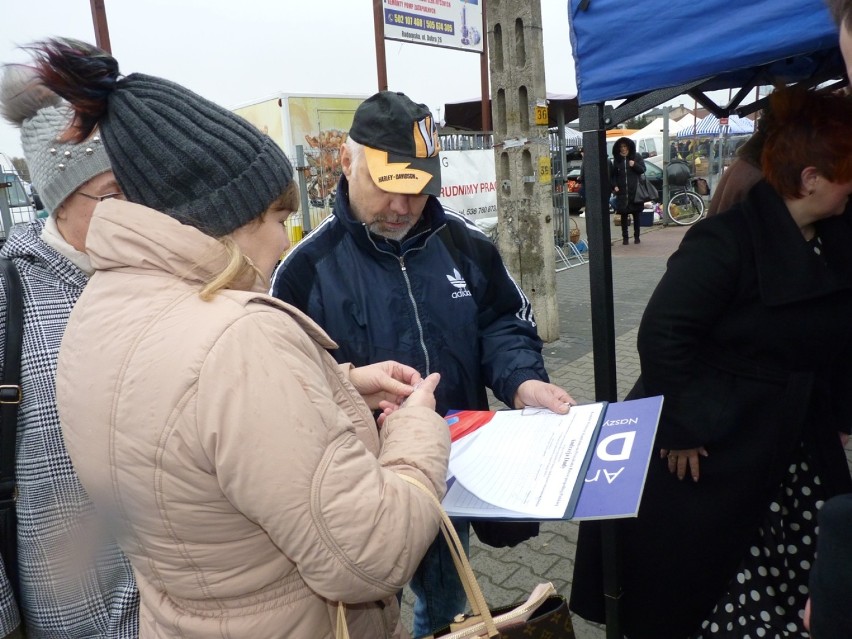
[0,0,577,160]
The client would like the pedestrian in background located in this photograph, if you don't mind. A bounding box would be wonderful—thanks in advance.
[272,90,576,637]
[0,65,138,639]
[30,37,450,639]
[571,86,852,638]
[610,136,646,245]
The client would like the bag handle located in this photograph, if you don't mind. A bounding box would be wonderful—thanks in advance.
[334,473,498,639]
[397,474,500,637]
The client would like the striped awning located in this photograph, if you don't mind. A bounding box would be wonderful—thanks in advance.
[676,113,755,137]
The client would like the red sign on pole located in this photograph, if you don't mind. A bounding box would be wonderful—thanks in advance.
[719,117,729,126]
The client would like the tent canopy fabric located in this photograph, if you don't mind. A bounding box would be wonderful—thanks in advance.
[569,0,842,106]
[675,114,755,138]
[561,127,583,145]
[565,0,845,414]
[671,114,697,135]
[630,117,666,139]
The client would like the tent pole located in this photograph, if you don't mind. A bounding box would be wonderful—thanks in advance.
[580,102,622,639]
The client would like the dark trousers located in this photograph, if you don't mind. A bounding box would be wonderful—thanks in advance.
[620,203,643,240]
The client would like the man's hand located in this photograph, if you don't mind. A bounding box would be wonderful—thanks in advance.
[349,361,422,410]
[376,373,441,427]
[513,380,576,414]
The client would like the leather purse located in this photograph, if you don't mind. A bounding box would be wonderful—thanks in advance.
[0,257,24,609]
[634,175,659,203]
[401,475,574,639]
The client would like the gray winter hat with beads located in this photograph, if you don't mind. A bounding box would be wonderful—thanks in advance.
[0,65,112,213]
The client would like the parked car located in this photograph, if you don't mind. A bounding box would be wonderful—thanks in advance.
[565,168,584,212]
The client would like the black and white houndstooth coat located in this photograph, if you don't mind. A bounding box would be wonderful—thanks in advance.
[0,220,138,638]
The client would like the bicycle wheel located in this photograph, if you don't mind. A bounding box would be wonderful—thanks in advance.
[668,191,705,226]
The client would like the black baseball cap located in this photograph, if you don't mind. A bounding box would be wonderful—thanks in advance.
[348,91,442,196]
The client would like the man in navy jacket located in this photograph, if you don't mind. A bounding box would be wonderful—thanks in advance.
[271,91,574,637]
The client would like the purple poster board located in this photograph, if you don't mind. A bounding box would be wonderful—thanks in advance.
[571,395,663,520]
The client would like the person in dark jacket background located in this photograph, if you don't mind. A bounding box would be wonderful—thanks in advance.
[571,86,852,638]
[610,136,646,245]
[271,90,576,638]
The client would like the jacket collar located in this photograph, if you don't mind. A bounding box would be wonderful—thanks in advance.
[1,218,89,289]
[741,180,852,306]
[86,200,338,349]
[333,176,446,257]
[85,199,267,293]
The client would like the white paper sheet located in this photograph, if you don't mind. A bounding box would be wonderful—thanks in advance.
[447,403,604,518]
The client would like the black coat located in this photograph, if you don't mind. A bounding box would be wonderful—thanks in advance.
[570,181,852,638]
[610,137,646,212]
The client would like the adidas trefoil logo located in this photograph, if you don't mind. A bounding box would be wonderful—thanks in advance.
[447,268,472,299]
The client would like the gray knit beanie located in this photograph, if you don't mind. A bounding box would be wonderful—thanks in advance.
[99,74,294,237]
[0,65,112,212]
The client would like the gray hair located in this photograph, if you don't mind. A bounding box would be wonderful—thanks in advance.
[344,136,365,174]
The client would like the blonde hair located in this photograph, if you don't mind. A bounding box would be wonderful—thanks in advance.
[198,236,263,301]
[198,181,300,300]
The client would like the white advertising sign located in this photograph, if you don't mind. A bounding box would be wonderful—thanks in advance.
[438,150,496,221]
[383,0,484,53]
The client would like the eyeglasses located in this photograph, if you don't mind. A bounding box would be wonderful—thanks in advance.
[76,191,124,202]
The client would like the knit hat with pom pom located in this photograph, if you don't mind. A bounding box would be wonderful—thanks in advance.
[0,65,112,213]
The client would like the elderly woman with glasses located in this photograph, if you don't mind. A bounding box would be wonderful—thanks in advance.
[0,66,138,638]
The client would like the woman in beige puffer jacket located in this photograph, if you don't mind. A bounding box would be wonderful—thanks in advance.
[31,38,452,639]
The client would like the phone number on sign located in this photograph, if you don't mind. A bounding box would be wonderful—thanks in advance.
[462,205,497,217]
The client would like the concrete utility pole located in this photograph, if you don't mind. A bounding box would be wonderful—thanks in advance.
[486,0,558,341]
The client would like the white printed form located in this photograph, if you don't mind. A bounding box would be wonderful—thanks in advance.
[447,403,604,518]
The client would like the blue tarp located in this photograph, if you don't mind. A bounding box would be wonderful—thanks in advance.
[569,0,842,105]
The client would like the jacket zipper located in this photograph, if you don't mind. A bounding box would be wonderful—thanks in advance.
[399,255,430,375]
[362,222,444,377]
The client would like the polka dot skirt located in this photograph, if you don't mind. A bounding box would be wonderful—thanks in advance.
[691,446,825,638]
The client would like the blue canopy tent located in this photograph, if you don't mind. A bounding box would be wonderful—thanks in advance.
[568,0,844,411]
[566,1,845,636]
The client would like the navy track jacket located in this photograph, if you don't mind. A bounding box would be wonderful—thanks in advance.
[270,178,548,416]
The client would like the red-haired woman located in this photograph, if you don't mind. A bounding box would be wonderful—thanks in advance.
[571,86,852,638]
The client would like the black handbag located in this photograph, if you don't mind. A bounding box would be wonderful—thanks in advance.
[0,257,24,609]
[634,175,659,203]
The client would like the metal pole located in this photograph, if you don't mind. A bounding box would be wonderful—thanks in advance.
[557,106,568,229]
[662,108,672,225]
[89,0,112,53]
[295,145,311,234]
[579,102,621,639]
[373,0,389,91]
[0,183,12,244]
